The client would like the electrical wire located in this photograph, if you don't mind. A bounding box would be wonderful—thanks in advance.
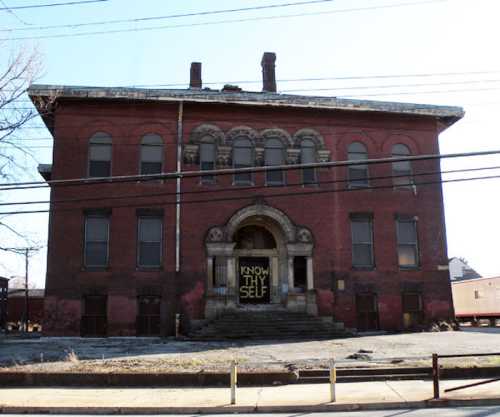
[1,164,499,208]
[1,149,499,191]
[0,0,108,11]
[1,173,498,216]
[0,0,449,42]
[0,0,335,32]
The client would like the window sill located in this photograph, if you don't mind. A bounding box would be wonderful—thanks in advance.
[136,266,163,272]
[399,266,420,271]
[352,266,376,271]
[82,266,110,272]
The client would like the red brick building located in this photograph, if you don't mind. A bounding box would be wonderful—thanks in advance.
[30,53,463,337]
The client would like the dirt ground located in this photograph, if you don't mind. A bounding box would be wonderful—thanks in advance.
[0,327,499,373]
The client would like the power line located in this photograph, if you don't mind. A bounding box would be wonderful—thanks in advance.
[0,0,334,32]
[280,78,500,93]
[1,149,500,191]
[1,173,498,216]
[2,164,499,208]
[0,0,109,11]
[5,77,500,106]
[0,0,449,42]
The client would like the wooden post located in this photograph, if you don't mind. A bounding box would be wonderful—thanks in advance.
[329,359,336,402]
[432,353,440,399]
[230,361,237,405]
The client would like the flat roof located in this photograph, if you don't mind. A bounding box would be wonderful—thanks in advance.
[28,84,464,134]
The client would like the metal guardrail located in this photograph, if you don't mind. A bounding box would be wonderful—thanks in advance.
[432,352,500,399]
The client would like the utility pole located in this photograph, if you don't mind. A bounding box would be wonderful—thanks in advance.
[24,248,29,333]
[0,246,40,333]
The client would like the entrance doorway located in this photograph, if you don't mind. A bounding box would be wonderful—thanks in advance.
[238,257,270,304]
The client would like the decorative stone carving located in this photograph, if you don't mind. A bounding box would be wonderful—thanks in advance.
[293,128,325,149]
[225,126,261,146]
[189,124,225,145]
[255,147,265,166]
[183,144,199,164]
[261,128,293,147]
[317,149,331,163]
[206,227,224,243]
[225,204,297,243]
[297,227,313,243]
[216,145,232,167]
[286,148,301,164]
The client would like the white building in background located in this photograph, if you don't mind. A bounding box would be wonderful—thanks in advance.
[449,257,481,281]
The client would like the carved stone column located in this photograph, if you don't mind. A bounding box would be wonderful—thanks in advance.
[207,257,214,292]
[226,256,237,308]
[307,256,314,290]
[287,256,295,291]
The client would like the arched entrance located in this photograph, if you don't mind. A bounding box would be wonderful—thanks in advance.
[204,204,317,318]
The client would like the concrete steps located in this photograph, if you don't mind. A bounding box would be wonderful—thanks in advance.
[189,311,346,340]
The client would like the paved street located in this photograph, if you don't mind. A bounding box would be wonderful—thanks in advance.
[2,409,500,416]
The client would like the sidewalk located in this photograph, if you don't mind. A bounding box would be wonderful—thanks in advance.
[1,379,500,414]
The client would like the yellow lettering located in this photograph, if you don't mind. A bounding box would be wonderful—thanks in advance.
[240,286,250,298]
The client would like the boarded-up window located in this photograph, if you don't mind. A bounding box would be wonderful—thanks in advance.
[402,292,424,329]
[136,295,161,336]
[392,144,413,189]
[88,132,112,177]
[233,137,253,185]
[397,218,419,268]
[84,215,110,267]
[137,216,162,268]
[301,139,317,185]
[265,138,285,185]
[356,294,379,331]
[140,134,163,175]
[200,139,216,183]
[348,142,369,187]
[351,216,374,268]
[81,295,107,337]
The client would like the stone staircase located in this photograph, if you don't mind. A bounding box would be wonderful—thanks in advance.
[189,310,346,340]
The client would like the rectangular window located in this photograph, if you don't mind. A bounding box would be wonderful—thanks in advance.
[200,142,216,183]
[84,215,110,267]
[213,256,227,288]
[89,143,112,177]
[137,216,163,268]
[351,216,374,268]
[396,218,419,268]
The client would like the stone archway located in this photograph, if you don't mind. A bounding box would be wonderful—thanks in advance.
[204,203,317,318]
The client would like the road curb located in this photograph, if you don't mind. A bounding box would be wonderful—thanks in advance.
[2,398,500,414]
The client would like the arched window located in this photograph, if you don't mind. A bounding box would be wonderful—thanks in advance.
[88,132,112,177]
[233,137,253,185]
[348,142,369,188]
[264,138,285,185]
[200,137,216,183]
[140,134,163,175]
[300,139,317,184]
[392,144,413,188]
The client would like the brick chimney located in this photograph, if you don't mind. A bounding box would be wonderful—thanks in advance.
[261,52,277,93]
[190,62,202,89]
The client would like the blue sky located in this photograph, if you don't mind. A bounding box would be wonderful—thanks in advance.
[1,0,500,286]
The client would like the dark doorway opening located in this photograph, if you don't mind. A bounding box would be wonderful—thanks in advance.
[239,257,270,304]
[356,293,379,331]
[81,295,107,337]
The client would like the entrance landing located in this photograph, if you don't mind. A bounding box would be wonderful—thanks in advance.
[189,310,345,340]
